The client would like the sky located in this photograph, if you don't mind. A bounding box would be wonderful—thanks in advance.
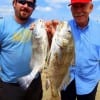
[0,0,100,21]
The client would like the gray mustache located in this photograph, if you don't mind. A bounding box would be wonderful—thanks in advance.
[74,13,84,17]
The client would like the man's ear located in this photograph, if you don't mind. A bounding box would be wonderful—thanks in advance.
[90,3,93,13]
[12,0,16,8]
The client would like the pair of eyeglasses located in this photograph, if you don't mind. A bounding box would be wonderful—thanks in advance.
[17,0,36,8]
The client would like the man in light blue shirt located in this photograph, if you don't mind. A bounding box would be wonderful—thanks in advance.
[0,0,43,100]
[61,0,100,100]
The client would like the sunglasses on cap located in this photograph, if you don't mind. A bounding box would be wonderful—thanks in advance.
[17,0,36,8]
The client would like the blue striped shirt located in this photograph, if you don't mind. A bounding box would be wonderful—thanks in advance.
[68,19,100,95]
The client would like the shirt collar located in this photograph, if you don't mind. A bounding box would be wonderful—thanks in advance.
[73,19,91,31]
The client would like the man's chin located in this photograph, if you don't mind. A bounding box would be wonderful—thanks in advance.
[21,12,30,19]
[20,16,29,21]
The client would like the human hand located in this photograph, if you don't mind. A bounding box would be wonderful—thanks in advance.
[45,20,59,35]
[30,23,35,31]
[30,19,59,32]
[45,20,59,46]
[18,74,33,90]
[30,19,59,46]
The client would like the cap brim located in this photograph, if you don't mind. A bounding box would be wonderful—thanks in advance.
[68,4,71,6]
[68,1,91,6]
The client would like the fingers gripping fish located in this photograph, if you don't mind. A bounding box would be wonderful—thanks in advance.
[18,19,49,89]
[41,21,74,100]
[30,19,49,76]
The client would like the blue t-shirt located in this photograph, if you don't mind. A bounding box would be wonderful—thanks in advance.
[0,16,35,83]
[68,19,100,95]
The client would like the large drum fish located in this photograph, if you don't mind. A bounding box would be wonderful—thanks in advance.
[18,20,74,100]
[41,21,74,100]
[18,19,49,89]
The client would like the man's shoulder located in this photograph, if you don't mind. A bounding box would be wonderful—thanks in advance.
[0,16,5,27]
[0,16,5,22]
[29,17,38,22]
[89,19,100,30]
[90,19,100,25]
[0,16,14,24]
[67,19,75,27]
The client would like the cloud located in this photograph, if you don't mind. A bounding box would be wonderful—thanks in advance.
[93,0,100,1]
[0,5,13,16]
[36,6,53,12]
[45,0,69,8]
[0,0,12,5]
[0,0,13,16]
[45,0,99,4]
[35,0,68,13]
[45,0,69,3]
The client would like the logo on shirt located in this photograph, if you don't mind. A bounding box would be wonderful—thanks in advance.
[12,29,32,43]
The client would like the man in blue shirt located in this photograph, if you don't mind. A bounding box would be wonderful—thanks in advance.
[61,0,100,100]
[0,0,43,100]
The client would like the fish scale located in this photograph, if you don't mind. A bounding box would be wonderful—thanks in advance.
[18,19,49,89]
[18,20,74,100]
[41,21,74,100]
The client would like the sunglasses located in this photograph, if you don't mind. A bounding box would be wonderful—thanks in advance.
[17,0,36,8]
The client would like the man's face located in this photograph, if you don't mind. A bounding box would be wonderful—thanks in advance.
[13,0,35,20]
[71,3,93,27]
